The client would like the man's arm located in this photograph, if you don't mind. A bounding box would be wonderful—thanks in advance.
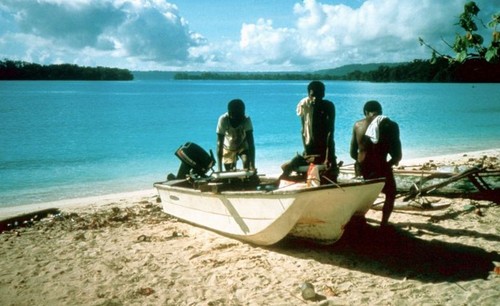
[388,122,402,166]
[324,102,335,165]
[216,133,224,172]
[350,124,359,161]
[246,131,255,170]
[299,115,307,148]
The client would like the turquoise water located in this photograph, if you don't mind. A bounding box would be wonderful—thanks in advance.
[0,80,499,207]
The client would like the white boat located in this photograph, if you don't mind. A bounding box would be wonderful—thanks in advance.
[154,171,384,245]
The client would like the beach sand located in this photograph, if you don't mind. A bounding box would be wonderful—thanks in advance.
[0,149,498,305]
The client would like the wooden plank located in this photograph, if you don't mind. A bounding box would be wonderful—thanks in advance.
[402,167,484,201]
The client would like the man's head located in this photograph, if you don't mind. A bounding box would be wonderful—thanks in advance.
[228,99,245,125]
[363,100,382,116]
[307,81,325,100]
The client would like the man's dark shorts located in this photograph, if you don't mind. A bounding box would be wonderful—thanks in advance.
[359,162,396,195]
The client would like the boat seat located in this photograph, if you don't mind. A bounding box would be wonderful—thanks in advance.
[211,170,256,181]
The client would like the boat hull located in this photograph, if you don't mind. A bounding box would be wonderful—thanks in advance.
[154,179,384,245]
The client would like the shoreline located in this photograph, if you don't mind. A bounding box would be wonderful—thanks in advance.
[0,189,157,221]
[0,148,498,222]
[397,148,499,168]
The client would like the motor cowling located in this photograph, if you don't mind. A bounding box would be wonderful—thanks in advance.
[175,142,215,178]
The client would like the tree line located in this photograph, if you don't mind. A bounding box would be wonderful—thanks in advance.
[0,59,133,81]
[174,58,499,83]
[343,58,499,82]
[4,57,495,82]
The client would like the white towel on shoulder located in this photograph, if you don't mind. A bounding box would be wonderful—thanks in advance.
[297,97,314,145]
[365,115,387,144]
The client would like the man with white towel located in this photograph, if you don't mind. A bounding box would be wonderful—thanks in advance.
[296,81,338,182]
[350,100,402,227]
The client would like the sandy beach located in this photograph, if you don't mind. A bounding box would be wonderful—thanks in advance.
[1,149,499,305]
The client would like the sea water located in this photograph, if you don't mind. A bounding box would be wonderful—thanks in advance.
[0,80,499,207]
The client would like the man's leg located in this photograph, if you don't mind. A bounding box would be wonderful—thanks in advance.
[222,149,237,171]
[240,153,249,170]
[381,172,396,226]
[381,194,395,226]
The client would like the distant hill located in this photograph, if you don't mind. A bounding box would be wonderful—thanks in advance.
[315,63,407,76]
[133,63,407,80]
[167,59,500,82]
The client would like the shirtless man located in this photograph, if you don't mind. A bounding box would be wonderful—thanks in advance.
[350,100,402,226]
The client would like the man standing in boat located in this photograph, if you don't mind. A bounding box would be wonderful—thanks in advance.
[350,100,402,227]
[296,81,338,182]
[216,99,255,172]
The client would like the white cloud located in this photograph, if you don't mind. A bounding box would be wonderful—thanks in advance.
[0,0,498,71]
[0,0,202,69]
[239,19,302,66]
[234,0,490,70]
[230,0,498,70]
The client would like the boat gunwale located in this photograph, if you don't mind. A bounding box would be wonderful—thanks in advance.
[153,177,385,196]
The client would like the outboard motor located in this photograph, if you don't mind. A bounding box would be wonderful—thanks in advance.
[175,142,215,179]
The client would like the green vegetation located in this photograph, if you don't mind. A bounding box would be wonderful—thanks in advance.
[342,59,453,82]
[0,59,133,81]
[413,1,500,82]
[315,63,402,76]
[173,57,499,82]
[344,58,500,82]
[419,1,499,64]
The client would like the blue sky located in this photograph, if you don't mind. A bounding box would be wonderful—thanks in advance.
[0,0,497,71]
[173,0,364,43]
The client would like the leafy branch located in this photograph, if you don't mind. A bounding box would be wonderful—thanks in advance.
[419,1,499,63]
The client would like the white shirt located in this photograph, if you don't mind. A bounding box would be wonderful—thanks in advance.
[216,113,253,151]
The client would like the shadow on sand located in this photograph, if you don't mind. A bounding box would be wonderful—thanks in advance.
[270,218,500,283]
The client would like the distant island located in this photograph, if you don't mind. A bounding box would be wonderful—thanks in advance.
[172,58,499,83]
[2,58,498,82]
[0,59,133,81]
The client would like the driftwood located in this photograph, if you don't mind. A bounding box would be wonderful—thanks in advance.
[341,164,499,204]
[401,166,499,202]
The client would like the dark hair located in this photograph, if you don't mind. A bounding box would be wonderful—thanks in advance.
[228,99,245,113]
[307,81,325,98]
[363,100,382,115]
